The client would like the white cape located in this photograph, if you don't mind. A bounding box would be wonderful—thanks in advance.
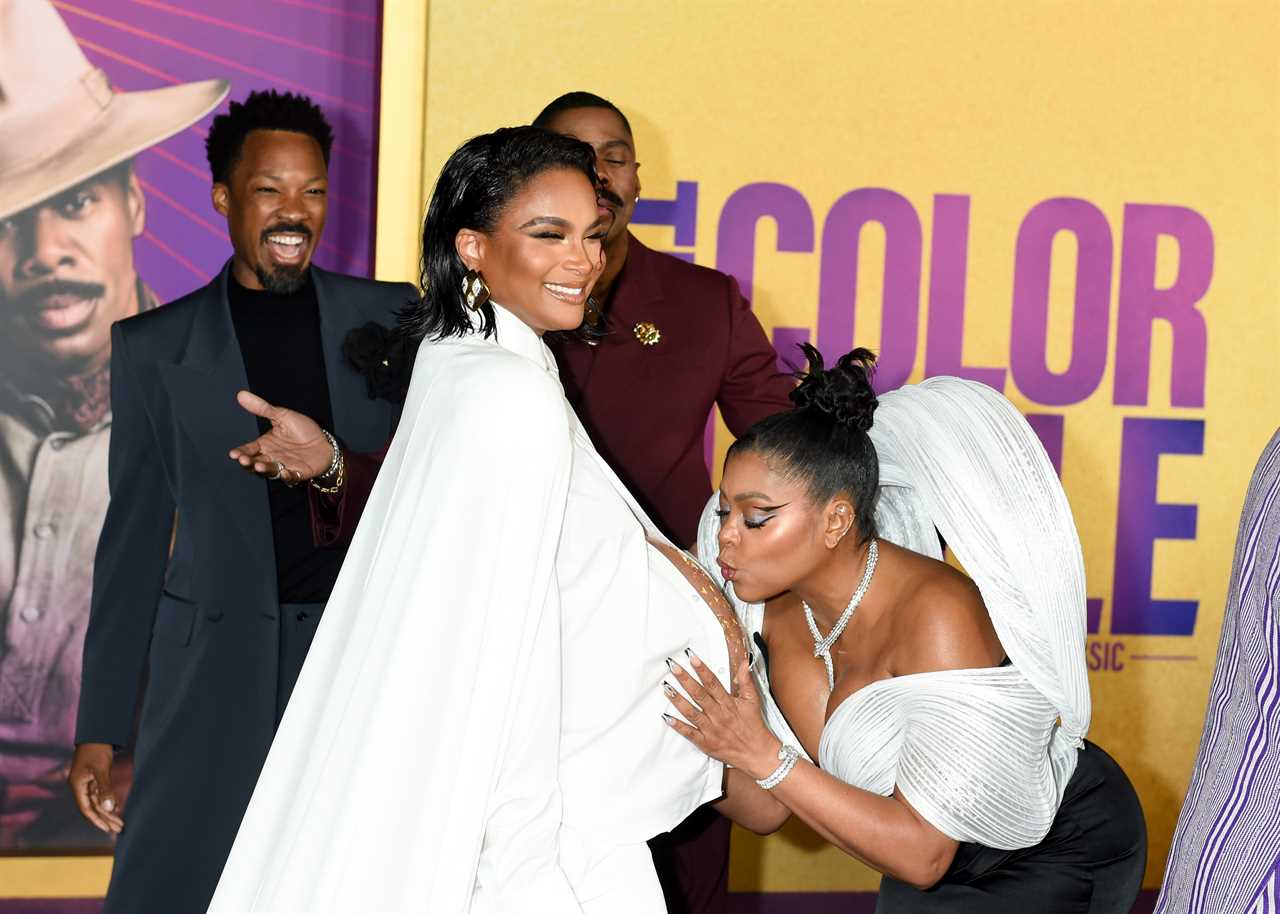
[208,317,581,912]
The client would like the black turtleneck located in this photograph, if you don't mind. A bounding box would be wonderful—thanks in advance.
[228,271,343,603]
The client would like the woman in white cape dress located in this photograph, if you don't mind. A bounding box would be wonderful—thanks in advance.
[661,347,1147,911]
[208,127,746,913]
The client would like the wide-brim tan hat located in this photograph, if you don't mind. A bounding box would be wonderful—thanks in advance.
[0,0,230,221]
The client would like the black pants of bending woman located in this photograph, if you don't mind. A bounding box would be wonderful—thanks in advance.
[877,740,1146,913]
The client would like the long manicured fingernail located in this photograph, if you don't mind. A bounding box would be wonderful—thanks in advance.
[662,713,677,726]
[662,681,676,697]
[685,648,701,667]
[665,657,677,673]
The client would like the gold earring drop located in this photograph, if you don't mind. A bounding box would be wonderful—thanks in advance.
[461,270,490,311]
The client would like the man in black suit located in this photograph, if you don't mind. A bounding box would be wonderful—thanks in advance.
[66,90,413,914]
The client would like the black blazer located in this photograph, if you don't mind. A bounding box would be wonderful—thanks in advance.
[77,263,412,914]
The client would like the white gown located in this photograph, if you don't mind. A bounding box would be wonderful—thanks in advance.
[697,377,1092,850]
[207,303,730,914]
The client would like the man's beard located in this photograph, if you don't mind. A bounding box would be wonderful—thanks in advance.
[256,221,312,294]
[254,263,308,295]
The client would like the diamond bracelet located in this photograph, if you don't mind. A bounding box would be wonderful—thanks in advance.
[316,430,341,479]
[755,744,801,790]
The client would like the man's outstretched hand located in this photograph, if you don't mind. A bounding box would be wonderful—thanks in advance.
[228,390,333,483]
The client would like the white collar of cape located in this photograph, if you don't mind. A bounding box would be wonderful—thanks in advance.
[466,300,560,375]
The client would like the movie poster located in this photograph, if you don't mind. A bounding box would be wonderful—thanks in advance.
[0,0,381,850]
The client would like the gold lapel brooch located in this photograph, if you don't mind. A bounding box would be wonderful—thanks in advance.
[633,321,661,346]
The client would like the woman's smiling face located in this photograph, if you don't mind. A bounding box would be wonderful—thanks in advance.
[459,167,608,334]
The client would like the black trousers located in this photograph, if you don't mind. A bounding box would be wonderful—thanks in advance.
[650,804,732,914]
[877,741,1147,913]
[103,600,325,914]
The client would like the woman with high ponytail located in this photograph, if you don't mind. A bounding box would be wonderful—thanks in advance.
[660,347,1148,911]
[729,344,883,548]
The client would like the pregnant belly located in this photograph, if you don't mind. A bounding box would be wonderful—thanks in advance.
[647,538,750,694]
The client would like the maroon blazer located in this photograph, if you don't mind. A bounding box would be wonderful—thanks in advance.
[550,234,793,545]
[314,234,794,549]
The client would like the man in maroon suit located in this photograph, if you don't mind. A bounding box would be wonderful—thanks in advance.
[226,92,795,914]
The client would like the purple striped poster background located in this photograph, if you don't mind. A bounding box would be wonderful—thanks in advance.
[0,0,382,889]
[52,0,383,302]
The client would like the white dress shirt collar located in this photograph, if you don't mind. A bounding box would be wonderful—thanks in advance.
[486,301,559,375]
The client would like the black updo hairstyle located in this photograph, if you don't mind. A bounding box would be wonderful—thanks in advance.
[400,125,600,343]
[727,345,880,545]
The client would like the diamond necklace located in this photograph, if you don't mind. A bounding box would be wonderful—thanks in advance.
[802,538,879,691]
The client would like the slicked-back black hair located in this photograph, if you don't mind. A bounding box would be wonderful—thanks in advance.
[729,345,881,545]
[205,90,334,184]
[399,126,599,343]
[532,91,633,137]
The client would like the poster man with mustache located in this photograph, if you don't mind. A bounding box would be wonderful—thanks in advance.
[0,0,228,848]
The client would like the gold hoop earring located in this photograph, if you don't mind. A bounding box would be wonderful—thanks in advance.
[461,270,491,311]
